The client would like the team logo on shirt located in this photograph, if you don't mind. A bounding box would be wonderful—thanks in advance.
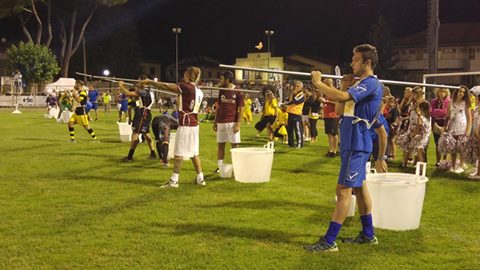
[354,84,367,94]
[221,95,236,104]
[346,170,359,181]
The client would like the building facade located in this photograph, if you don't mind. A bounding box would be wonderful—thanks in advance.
[393,22,480,86]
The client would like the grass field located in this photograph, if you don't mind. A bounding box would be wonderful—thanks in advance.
[0,108,479,269]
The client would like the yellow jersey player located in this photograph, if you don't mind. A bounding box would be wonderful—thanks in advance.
[67,80,99,143]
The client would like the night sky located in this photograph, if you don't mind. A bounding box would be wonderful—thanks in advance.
[1,0,480,66]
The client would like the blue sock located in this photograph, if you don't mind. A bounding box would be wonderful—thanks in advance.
[324,221,342,244]
[360,214,374,238]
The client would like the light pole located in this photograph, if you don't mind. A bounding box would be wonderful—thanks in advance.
[264,30,274,83]
[172,27,182,83]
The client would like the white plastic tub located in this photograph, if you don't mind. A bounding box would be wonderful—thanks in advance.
[219,164,233,178]
[62,111,72,123]
[117,122,132,142]
[335,194,356,217]
[230,142,275,183]
[366,162,428,231]
[167,133,176,159]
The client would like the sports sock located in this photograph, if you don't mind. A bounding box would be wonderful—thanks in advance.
[171,173,179,183]
[197,172,204,182]
[69,127,75,140]
[360,214,374,238]
[156,142,163,160]
[324,221,342,245]
[127,149,135,160]
[87,128,97,139]
[150,150,156,158]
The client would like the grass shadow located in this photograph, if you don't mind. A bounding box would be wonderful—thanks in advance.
[150,222,311,245]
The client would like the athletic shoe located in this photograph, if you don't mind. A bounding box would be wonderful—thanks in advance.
[325,152,332,157]
[162,162,170,168]
[304,236,338,252]
[468,174,480,180]
[214,168,220,174]
[121,156,134,162]
[194,179,206,186]
[454,167,465,174]
[342,231,378,245]
[70,139,76,143]
[160,180,178,188]
[147,155,157,160]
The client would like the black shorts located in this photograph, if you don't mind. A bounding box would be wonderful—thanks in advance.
[324,118,339,135]
[132,108,152,133]
[255,115,276,132]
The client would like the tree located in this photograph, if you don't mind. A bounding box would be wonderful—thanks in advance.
[0,0,128,77]
[6,41,60,90]
[367,16,399,80]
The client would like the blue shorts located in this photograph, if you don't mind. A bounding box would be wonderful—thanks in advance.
[91,102,98,110]
[338,150,371,187]
[120,103,128,112]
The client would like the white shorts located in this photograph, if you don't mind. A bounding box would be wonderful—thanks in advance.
[216,122,241,144]
[174,126,199,159]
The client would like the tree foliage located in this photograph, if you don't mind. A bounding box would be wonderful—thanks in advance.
[0,0,128,76]
[6,41,60,84]
[368,16,399,80]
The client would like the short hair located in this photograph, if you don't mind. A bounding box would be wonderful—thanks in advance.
[353,44,378,69]
[222,71,234,83]
[185,66,201,83]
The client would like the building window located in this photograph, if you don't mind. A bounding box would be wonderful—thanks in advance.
[469,49,475,60]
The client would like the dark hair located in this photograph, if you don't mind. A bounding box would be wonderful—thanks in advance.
[353,44,378,69]
[222,71,234,83]
[417,100,430,118]
[452,85,471,107]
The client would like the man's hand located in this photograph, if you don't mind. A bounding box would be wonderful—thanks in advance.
[375,160,388,173]
[311,71,323,86]
[233,122,240,133]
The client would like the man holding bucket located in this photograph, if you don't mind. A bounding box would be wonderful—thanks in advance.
[305,44,388,252]
[213,71,244,174]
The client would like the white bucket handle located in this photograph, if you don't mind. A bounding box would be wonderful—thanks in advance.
[415,162,427,177]
[366,162,377,174]
[264,142,274,149]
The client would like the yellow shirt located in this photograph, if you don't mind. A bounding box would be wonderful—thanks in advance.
[470,94,476,110]
[277,110,288,125]
[263,98,278,116]
[244,98,252,111]
[286,92,304,115]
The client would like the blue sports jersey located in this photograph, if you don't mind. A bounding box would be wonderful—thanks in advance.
[88,89,99,103]
[339,76,383,152]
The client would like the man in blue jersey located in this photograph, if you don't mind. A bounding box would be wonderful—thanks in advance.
[305,44,388,252]
[87,83,100,121]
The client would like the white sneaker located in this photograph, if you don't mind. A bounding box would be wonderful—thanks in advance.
[160,180,178,188]
[454,167,465,174]
[194,179,206,186]
[462,164,468,170]
[468,174,480,180]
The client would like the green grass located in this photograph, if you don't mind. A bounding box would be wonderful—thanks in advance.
[0,108,479,269]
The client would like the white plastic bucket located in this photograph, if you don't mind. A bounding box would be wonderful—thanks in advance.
[230,142,275,183]
[366,162,428,231]
[117,122,132,142]
[47,108,59,119]
[219,164,233,178]
[335,194,356,217]
[167,133,176,159]
[62,111,72,123]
